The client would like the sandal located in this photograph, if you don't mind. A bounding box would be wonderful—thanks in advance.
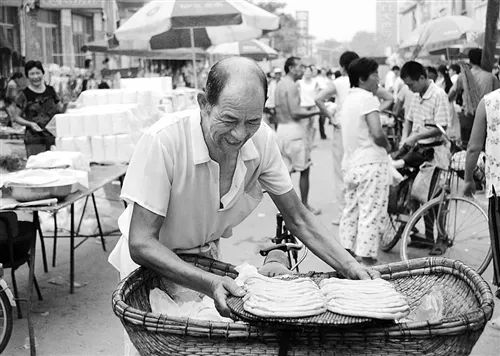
[429,239,448,255]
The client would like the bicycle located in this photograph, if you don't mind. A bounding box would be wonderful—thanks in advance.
[399,124,492,275]
[258,213,308,273]
[0,264,14,353]
[381,110,405,152]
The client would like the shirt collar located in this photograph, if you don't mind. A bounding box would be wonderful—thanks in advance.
[422,81,437,100]
[190,110,259,165]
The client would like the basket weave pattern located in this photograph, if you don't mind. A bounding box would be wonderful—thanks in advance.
[112,256,494,356]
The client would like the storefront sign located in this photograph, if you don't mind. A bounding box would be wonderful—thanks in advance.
[40,0,104,9]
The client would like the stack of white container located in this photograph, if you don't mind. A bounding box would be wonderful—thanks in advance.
[54,89,162,164]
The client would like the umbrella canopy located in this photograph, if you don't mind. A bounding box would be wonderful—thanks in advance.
[400,16,483,58]
[82,39,207,60]
[418,16,482,52]
[207,39,278,61]
[114,0,279,50]
[113,0,278,88]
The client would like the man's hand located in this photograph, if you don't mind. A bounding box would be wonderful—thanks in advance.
[463,179,476,197]
[344,261,381,280]
[209,276,245,317]
[401,135,417,147]
[30,122,43,132]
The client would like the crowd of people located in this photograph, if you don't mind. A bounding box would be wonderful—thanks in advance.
[263,48,500,264]
[2,48,499,267]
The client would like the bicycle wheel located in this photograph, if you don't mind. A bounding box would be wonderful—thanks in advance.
[380,213,405,252]
[400,196,492,275]
[0,288,13,353]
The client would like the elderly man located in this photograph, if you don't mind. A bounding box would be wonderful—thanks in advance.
[110,57,377,320]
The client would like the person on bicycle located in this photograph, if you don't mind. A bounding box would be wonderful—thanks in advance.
[109,57,379,320]
[399,61,451,254]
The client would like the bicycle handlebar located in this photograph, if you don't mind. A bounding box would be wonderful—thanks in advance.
[259,241,304,256]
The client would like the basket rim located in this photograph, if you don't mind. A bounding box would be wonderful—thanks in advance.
[111,256,494,339]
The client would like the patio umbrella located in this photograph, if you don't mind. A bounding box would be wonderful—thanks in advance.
[113,0,279,87]
[413,16,482,57]
[207,39,278,61]
[82,39,207,60]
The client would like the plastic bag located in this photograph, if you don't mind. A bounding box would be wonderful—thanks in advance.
[404,287,444,322]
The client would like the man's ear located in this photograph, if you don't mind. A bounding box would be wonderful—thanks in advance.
[197,92,209,112]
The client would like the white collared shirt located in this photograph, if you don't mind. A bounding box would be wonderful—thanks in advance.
[406,81,450,144]
[119,109,293,252]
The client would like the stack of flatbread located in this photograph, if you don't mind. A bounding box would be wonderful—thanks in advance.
[319,278,410,320]
[242,275,326,318]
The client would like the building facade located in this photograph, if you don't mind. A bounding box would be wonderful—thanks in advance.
[0,0,120,77]
[376,0,399,53]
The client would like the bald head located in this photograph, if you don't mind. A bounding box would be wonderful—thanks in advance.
[205,57,267,106]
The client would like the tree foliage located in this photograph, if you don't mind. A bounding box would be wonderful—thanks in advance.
[349,31,387,57]
[255,1,300,55]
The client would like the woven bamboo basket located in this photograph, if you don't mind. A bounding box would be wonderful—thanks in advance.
[112,256,494,356]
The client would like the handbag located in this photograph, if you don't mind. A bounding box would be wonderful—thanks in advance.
[410,162,440,203]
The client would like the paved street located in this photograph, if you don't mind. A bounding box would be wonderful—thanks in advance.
[2,135,499,355]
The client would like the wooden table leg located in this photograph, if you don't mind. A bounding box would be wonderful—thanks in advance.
[91,193,106,252]
[52,214,58,267]
[28,222,37,356]
[33,212,48,273]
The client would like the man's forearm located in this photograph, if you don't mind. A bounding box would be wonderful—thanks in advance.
[410,127,444,142]
[291,107,319,120]
[129,236,217,296]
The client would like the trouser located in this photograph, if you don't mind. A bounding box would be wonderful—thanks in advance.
[340,162,389,258]
[318,114,327,139]
[458,112,474,148]
[331,126,344,222]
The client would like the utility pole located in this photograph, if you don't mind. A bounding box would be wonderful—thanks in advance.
[481,0,500,71]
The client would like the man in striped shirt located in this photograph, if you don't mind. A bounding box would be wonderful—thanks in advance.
[399,61,451,256]
[400,61,451,170]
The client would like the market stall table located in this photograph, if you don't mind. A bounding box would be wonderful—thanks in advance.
[0,164,128,293]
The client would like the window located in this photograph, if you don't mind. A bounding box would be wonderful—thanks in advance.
[36,9,62,66]
[461,0,467,15]
[72,14,93,68]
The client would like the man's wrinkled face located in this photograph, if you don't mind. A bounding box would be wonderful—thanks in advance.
[403,75,426,94]
[205,80,264,153]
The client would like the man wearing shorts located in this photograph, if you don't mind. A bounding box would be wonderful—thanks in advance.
[275,56,321,214]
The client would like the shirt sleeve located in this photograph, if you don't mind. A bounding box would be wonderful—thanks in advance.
[433,91,450,127]
[361,93,380,116]
[258,124,293,195]
[406,95,416,122]
[120,131,173,217]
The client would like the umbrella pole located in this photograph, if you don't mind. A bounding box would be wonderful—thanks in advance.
[190,27,198,89]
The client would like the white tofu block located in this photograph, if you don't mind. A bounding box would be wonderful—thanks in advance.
[111,111,132,135]
[95,91,108,106]
[122,90,137,105]
[91,136,106,163]
[55,114,72,137]
[80,90,96,107]
[56,137,76,152]
[73,137,92,161]
[115,134,136,163]
[70,114,85,137]
[83,113,100,136]
[107,90,123,105]
[98,112,114,135]
[103,135,117,162]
